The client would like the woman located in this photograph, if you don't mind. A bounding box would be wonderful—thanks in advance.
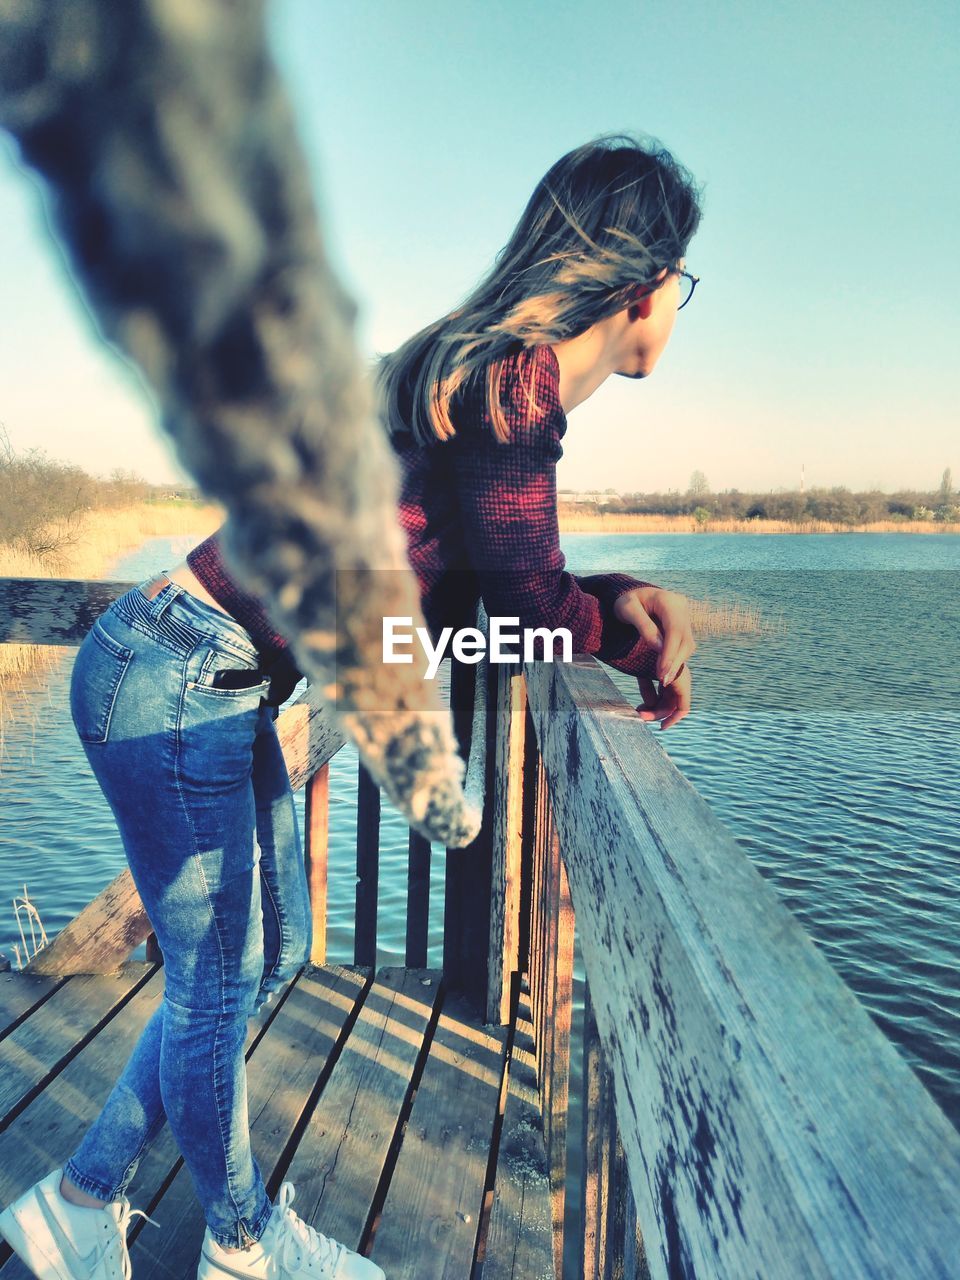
[379,133,700,724]
[0,133,700,1280]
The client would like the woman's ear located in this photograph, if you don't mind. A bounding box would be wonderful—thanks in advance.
[628,292,656,323]
[629,268,669,322]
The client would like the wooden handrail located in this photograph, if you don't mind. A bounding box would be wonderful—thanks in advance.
[0,577,138,645]
[516,653,960,1277]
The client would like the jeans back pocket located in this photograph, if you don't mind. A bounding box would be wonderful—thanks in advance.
[186,644,270,700]
[70,622,135,744]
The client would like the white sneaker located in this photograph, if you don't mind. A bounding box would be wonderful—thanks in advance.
[196,1182,384,1279]
[0,1165,159,1279]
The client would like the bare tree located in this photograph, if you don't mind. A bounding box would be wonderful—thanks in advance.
[688,470,710,499]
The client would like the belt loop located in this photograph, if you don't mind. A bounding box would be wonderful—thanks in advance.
[140,572,179,619]
[153,576,178,620]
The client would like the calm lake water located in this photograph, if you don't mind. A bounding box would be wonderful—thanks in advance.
[2,531,959,1249]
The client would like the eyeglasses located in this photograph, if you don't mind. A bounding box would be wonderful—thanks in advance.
[676,269,699,310]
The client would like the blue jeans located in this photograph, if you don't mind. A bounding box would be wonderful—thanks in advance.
[62,577,312,1248]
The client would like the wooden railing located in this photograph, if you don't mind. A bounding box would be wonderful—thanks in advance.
[4,576,960,1277]
[502,655,960,1278]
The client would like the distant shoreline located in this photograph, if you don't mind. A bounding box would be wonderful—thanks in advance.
[557,512,960,535]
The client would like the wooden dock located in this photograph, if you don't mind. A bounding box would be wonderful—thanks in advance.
[0,962,551,1278]
[3,575,960,1278]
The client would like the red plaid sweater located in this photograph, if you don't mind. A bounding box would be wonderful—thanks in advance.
[187,344,662,684]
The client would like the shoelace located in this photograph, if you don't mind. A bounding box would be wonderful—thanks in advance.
[270,1182,346,1277]
[114,1196,160,1280]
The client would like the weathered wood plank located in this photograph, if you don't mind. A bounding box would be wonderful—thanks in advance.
[355,762,381,966]
[581,982,616,1280]
[539,783,559,1158]
[0,964,155,1129]
[305,764,330,964]
[580,987,601,1278]
[23,871,153,977]
[444,656,496,1015]
[369,989,507,1278]
[0,970,166,1220]
[516,700,539,974]
[483,989,554,1280]
[527,755,546,1090]
[524,656,960,1279]
[0,578,135,645]
[280,967,443,1250]
[615,1140,650,1280]
[275,683,346,794]
[405,829,431,968]
[0,972,62,1041]
[545,856,574,1280]
[532,756,553,1115]
[126,965,370,1278]
[486,668,526,1025]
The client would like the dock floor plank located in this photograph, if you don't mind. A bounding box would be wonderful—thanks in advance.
[128,964,370,1279]
[482,996,554,1280]
[370,989,507,1280]
[0,964,155,1128]
[281,967,443,1252]
[0,973,62,1043]
[0,969,302,1279]
[0,966,547,1280]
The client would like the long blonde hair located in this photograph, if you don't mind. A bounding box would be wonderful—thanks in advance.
[377,133,703,447]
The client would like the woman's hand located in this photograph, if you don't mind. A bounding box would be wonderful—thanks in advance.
[636,665,692,731]
[613,586,696,729]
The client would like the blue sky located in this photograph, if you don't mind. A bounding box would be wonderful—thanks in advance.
[1,0,957,493]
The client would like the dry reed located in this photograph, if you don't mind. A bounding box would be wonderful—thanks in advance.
[0,502,221,686]
[688,596,782,637]
[558,511,959,535]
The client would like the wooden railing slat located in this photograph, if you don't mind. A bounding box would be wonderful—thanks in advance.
[443,655,496,1016]
[517,701,539,974]
[405,830,431,969]
[304,763,330,964]
[546,854,574,1280]
[534,756,552,1109]
[581,981,650,1280]
[580,983,608,1279]
[354,761,381,967]
[273,684,347,793]
[540,785,558,1160]
[528,755,545,1092]
[485,668,526,1024]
